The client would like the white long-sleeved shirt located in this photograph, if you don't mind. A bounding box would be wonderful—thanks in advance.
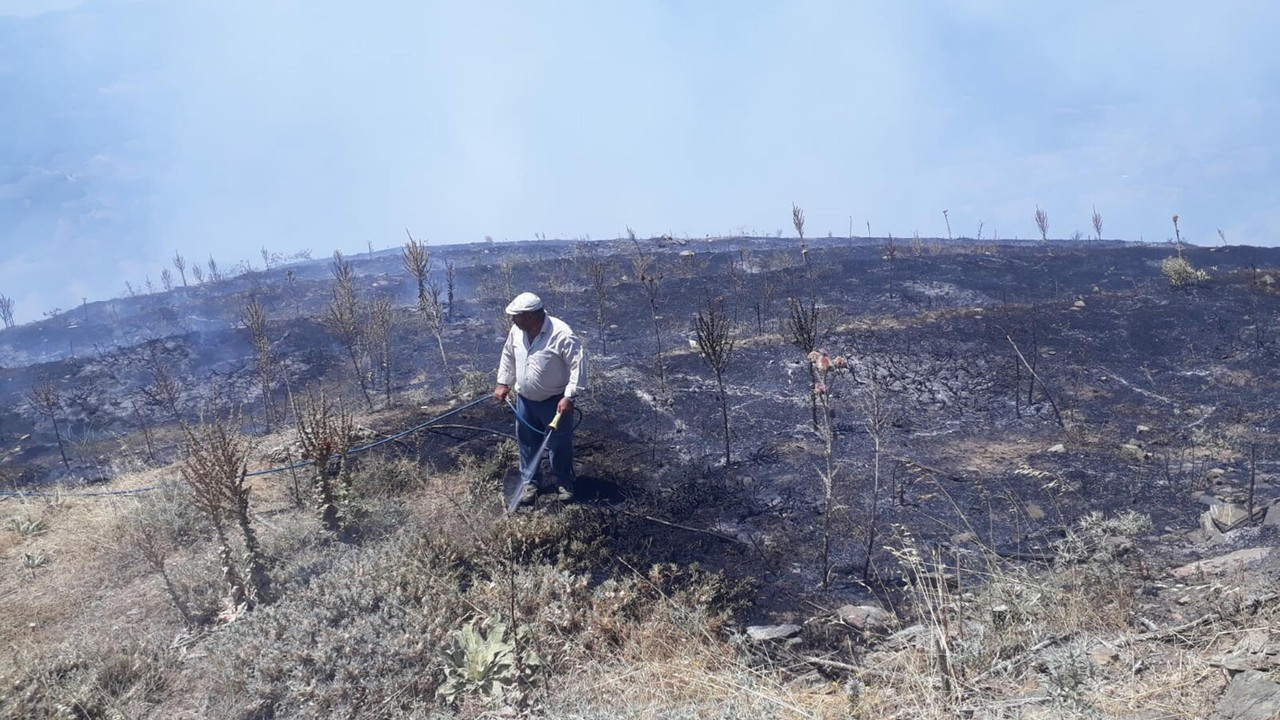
[496,314,586,401]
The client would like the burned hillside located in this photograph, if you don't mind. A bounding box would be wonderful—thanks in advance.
[2,236,1280,719]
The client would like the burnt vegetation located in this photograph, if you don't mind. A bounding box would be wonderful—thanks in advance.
[1,229,1279,718]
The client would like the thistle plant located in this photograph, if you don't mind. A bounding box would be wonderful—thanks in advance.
[27,379,69,469]
[179,403,271,613]
[445,260,457,320]
[367,296,395,405]
[854,359,894,580]
[292,388,355,534]
[324,250,373,409]
[1161,214,1208,288]
[586,246,610,354]
[630,230,667,395]
[694,295,736,467]
[786,297,824,430]
[0,293,13,328]
[402,233,451,388]
[809,350,848,588]
[206,255,224,284]
[1035,205,1049,244]
[792,203,808,268]
[241,297,277,425]
[172,251,187,287]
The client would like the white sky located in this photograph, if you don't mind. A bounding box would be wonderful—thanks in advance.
[1,0,1277,322]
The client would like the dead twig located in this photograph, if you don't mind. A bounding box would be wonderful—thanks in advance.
[957,695,1051,713]
[620,509,751,547]
[1123,612,1220,645]
[970,631,1073,683]
[796,655,859,673]
[1004,333,1066,428]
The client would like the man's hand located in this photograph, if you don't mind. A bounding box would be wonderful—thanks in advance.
[556,396,574,416]
[494,384,510,403]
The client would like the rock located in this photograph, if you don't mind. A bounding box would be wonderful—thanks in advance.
[1093,535,1133,560]
[1121,444,1149,462]
[1209,670,1280,720]
[1192,492,1218,507]
[1207,468,1227,481]
[1172,547,1275,579]
[1024,503,1046,521]
[1265,503,1280,528]
[746,624,802,641]
[1136,424,1151,434]
[1090,644,1121,666]
[837,604,894,631]
[1047,443,1066,454]
[951,531,978,545]
[990,604,1014,628]
[1073,299,1086,308]
[1201,511,1225,539]
[1209,630,1280,674]
[1203,503,1253,533]
[885,623,930,651]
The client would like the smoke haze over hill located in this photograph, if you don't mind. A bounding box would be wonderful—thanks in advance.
[1,0,1278,322]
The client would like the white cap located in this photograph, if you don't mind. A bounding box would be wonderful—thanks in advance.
[505,292,544,315]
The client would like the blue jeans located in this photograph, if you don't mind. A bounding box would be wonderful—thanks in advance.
[516,394,574,490]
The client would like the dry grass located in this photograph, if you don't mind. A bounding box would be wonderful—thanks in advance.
[2,430,1274,719]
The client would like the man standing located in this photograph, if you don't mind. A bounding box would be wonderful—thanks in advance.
[494,292,586,505]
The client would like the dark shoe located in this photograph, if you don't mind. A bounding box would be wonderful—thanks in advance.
[555,484,575,502]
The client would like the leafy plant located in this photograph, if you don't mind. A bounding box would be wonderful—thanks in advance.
[1161,256,1208,288]
[7,515,47,538]
[22,552,47,577]
[1042,640,1101,716]
[438,621,541,704]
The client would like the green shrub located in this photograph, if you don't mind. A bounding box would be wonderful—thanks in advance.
[196,538,462,719]
[1161,256,1208,287]
[7,515,47,538]
[0,639,171,720]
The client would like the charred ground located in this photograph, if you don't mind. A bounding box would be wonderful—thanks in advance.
[2,236,1279,717]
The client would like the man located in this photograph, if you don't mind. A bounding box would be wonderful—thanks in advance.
[494,291,586,505]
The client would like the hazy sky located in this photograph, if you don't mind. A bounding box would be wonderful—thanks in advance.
[1,1,1277,322]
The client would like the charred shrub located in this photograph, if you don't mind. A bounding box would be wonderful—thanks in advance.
[644,562,756,632]
[458,440,517,503]
[486,506,609,572]
[394,532,479,603]
[351,456,425,498]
